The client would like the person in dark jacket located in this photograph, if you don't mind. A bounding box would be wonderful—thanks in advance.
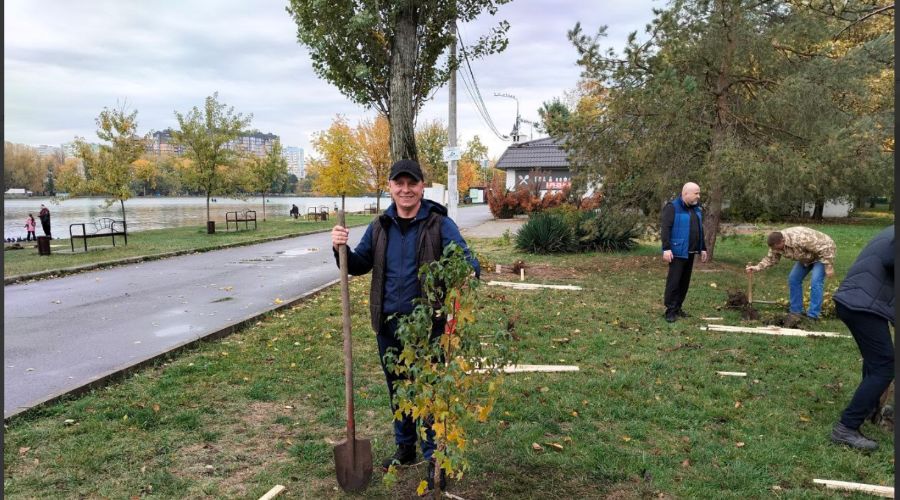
[38,204,51,238]
[829,226,894,451]
[331,159,480,490]
[660,182,708,322]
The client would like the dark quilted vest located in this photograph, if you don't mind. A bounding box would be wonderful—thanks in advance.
[833,226,895,324]
[369,210,444,332]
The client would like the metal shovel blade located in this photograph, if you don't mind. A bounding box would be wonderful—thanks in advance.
[333,436,373,492]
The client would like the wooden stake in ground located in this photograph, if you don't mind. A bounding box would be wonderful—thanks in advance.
[473,364,580,374]
[486,281,582,291]
[812,479,894,498]
[258,485,286,500]
[716,371,747,377]
[703,324,849,338]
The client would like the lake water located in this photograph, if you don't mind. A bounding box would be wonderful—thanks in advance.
[3,196,390,240]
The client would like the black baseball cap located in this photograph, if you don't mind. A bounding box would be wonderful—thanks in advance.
[389,159,424,182]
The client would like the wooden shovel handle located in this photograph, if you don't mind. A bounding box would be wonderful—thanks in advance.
[338,210,356,447]
[747,271,753,304]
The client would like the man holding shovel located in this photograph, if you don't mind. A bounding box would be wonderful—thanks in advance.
[331,159,480,491]
[745,227,836,320]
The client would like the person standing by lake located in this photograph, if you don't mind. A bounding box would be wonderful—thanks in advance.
[25,214,36,241]
[38,204,51,238]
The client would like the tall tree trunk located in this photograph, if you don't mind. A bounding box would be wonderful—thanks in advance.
[704,0,737,261]
[376,190,382,212]
[812,198,825,220]
[389,3,418,162]
[119,199,127,228]
[262,191,267,221]
[206,194,211,223]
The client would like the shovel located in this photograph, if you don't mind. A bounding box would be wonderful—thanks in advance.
[333,209,373,492]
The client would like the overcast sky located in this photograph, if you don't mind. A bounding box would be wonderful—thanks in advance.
[5,0,659,160]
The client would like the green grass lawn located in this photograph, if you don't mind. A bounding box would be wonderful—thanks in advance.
[3,215,374,278]
[3,220,893,498]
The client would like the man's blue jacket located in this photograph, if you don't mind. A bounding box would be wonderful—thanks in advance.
[338,199,480,322]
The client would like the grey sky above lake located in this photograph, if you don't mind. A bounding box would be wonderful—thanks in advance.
[5,0,659,160]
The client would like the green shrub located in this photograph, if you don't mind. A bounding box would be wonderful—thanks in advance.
[576,209,640,252]
[515,212,575,254]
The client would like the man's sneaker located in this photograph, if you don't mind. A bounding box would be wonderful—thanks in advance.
[831,422,878,451]
[676,309,691,318]
[425,458,447,491]
[381,443,416,470]
[665,311,677,323]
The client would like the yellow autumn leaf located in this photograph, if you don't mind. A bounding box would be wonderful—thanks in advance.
[274,297,283,304]
[621,435,631,442]
[416,480,429,496]
[432,421,445,438]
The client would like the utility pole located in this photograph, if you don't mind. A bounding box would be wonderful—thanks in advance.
[447,18,459,221]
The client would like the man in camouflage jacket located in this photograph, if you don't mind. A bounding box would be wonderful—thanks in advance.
[745,227,836,319]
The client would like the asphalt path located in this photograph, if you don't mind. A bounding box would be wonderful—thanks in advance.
[4,205,492,418]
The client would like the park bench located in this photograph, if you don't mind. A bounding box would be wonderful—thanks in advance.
[225,210,257,231]
[364,203,378,214]
[69,218,127,252]
[306,206,330,221]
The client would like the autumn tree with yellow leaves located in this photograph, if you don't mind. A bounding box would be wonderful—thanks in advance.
[356,115,391,211]
[309,116,367,208]
[69,103,148,226]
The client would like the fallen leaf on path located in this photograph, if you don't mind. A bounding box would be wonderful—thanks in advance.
[274,298,284,304]
[531,443,544,452]
[545,442,564,451]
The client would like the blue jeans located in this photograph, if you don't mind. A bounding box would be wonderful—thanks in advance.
[788,261,825,318]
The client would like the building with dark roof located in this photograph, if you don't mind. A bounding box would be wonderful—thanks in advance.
[494,137,571,195]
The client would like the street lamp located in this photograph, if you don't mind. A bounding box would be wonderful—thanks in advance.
[494,92,520,142]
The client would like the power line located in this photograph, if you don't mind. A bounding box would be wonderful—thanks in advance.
[456,27,509,142]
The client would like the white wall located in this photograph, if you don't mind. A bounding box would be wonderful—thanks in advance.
[425,183,446,205]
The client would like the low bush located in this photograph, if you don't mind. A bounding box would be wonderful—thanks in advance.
[515,205,642,254]
[514,212,575,254]
[576,209,641,252]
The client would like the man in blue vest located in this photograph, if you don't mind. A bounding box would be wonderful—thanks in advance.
[331,159,480,491]
[660,182,708,322]
[829,226,894,451]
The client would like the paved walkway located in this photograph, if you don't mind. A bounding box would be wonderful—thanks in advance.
[4,205,495,418]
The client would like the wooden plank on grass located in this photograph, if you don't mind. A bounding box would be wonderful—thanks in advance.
[486,281,582,291]
[474,364,580,374]
[258,485,286,500]
[716,371,747,377]
[703,324,849,338]
[813,479,894,498]
[702,317,724,321]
